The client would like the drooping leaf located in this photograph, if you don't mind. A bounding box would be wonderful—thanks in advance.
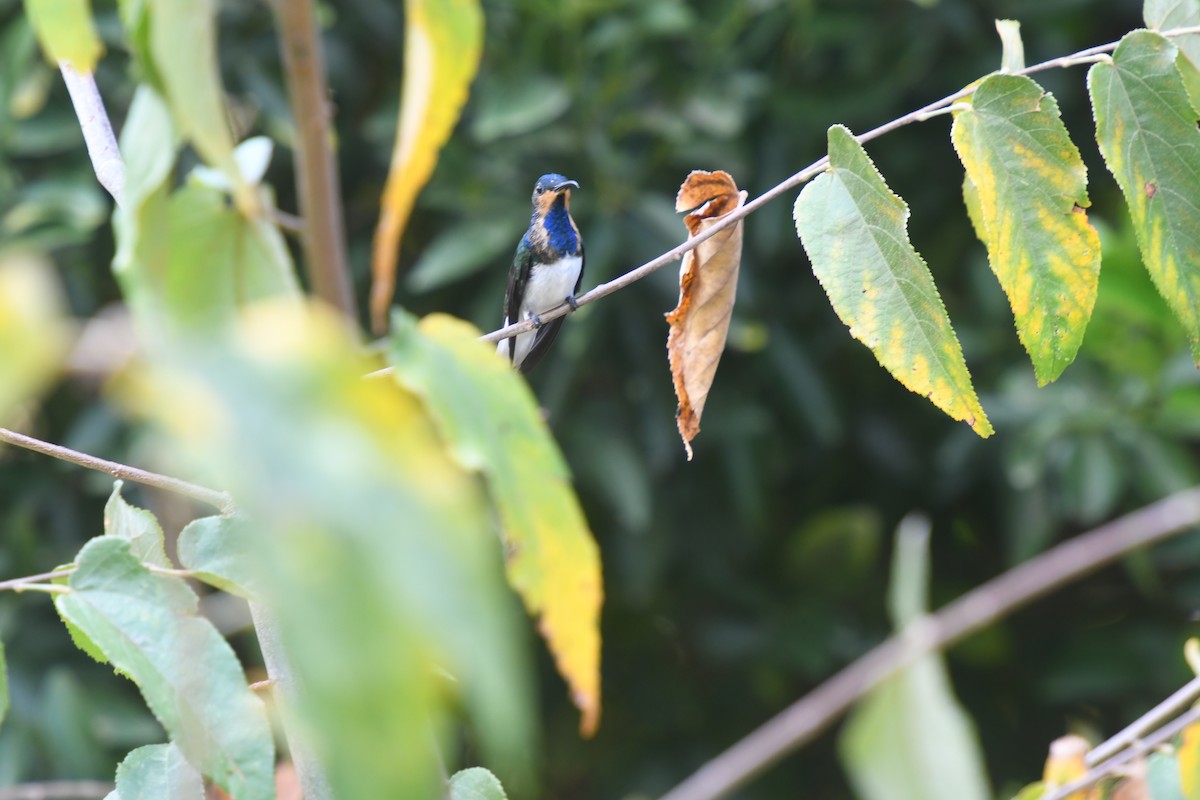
[1089,31,1200,362]
[449,767,509,800]
[795,125,993,437]
[995,19,1025,72]
[370,0,484,333]
[0,253,70,423]
[177,515,257,598]
[665,170,747,460]
[952,73,1100,384]
[389,311,603,737]
[840,515,991,800]
[53,537,273,800]
[103,480,170,568]
[148,0,249,211]
[119,301,533,797]
[111,743,204,800]
[1042,735,1096,800]
[22,0,102,71]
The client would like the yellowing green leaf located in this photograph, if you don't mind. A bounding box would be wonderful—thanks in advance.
[23,0,103,71]
[370,0,484,333]
[1180,717,1200,800]
[952,73,1100,385]
[0,254,70,423]
[794,125,993,437]
[1089,31,1200,362]
[388,311,603,737]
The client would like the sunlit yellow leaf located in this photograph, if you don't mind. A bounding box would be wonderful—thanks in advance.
[389,311,603,737]
[370,0,484,333]
[0,254,71,423]
[1181,717,1200,799]
[666,170,746,460]
[1042,735,1097,800]
[22,0,102,71]
[952,73,1100,385]
[794,125,993,437]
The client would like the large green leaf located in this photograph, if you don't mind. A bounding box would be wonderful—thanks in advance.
[449,767,509,800]
[104,481,170,568]
[108,743,204,800]
[1089,31,1200,361]
[1145,0,1200,72]
[119,303,533,797]
[952,73,1100,384]
[839,516,991,800]
[22,0,102,71]
[53,537,273,800]
[389,311,603,737]
[794,125,993,437]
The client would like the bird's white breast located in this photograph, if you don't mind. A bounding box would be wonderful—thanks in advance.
[521,255,583,317]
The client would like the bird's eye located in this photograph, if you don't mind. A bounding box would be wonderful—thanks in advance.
[535,186,544,195]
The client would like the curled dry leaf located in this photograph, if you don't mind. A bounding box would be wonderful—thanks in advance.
[666,170,747,460]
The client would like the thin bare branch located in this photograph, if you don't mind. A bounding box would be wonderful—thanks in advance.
[59,63,124,206]
[270,0,358,322]
[1085,675,1200,767]
[0,568,74,592]
[0,780,113,800]
[658,487,1200,800]
[0,427,233,514]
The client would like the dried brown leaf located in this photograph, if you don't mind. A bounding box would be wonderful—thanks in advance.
[666,170,746,460]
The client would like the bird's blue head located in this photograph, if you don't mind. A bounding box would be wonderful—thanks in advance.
[532,173,579,214]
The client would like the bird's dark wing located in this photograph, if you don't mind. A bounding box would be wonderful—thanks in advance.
[500,242,534,363]
[520,239,584,375]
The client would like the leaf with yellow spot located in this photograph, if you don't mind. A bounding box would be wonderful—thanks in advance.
[388,311,603,737]
[0,254,70,423]
[794,125,993,438]
[370,0,484,333]
[952,73,1100,385]
[23,0,103,72]
[1089,31,1200,363]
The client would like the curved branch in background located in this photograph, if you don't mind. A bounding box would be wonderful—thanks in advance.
[0,780,114,800]
[59,63,124,206]
[657,487,1200,800]
[269,0,358,323]
[0,427,233,513]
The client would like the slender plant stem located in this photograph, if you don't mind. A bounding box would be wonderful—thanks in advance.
[461,24,1200,349]
[269,0,358,322]
[0,780,113,800]
[657,487,1200,800]
[0,427,233,513]
[1084,674,1200,766]
[1046,704,1200,800]
[58,63,124,206]
[0,568,74,592]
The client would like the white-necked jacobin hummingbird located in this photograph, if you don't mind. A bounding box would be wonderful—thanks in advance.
[497,173,584,373]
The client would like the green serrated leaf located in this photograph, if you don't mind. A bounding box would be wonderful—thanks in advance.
[1089,31,1200,362]
[952,73,1100,384]
[53,538,273,800]
[104,481,170,568]
[388,311,603,737]
[113,743,203,800]
[839,516,991,800]
[23,0,102,71]
[794,125,993,437]
[449,767,510,800]
[177,515,257,598]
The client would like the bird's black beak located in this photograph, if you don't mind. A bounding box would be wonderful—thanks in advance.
[553,179,580,192]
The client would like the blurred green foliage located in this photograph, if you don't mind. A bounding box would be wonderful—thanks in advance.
[3,0,1199,797]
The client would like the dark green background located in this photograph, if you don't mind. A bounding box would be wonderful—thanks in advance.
[2,0,1198,797]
